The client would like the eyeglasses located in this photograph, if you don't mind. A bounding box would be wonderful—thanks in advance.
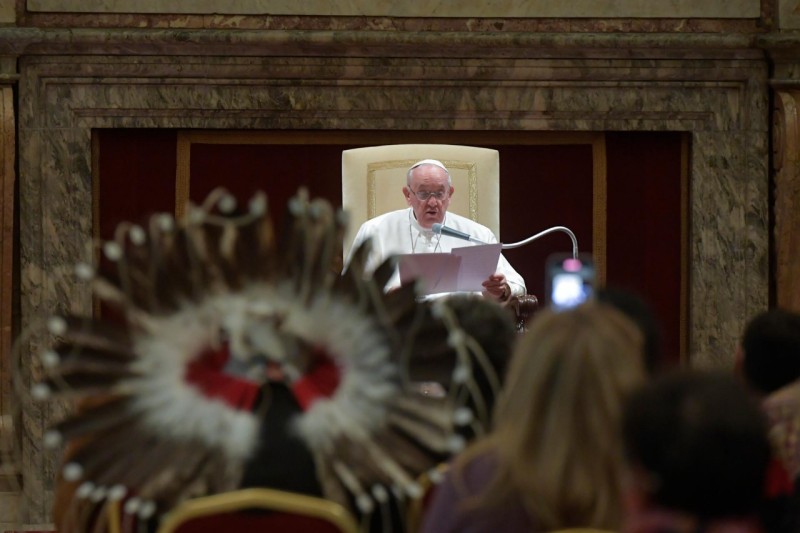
[410,188,448,201]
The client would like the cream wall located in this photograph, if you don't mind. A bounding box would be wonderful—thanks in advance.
[27,0,761,18]
[0,1,14,23]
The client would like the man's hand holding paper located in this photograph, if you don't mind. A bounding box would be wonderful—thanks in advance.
[398,243,503,295]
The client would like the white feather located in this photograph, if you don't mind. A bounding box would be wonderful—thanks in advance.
[127,302,259,462]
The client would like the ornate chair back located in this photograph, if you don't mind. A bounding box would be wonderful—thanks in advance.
[341,143,500,259]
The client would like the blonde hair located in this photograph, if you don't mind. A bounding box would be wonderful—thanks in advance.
[453,302,645,530]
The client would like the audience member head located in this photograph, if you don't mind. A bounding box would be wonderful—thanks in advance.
[441,295,518,425]
[461,302,646,530]
[622,371,770,523]
[440,294,517,371]
[738,308,800,396]
[410,295,517,384]
[410,295,517,427]
[596,285,664,376]
[404,159,454,228]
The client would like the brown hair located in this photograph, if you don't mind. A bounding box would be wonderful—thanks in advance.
[453,302,645,530]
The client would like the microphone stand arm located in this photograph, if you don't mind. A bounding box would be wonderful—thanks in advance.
[501,226,579,259]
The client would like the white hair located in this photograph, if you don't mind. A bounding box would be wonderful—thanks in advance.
[406,159,452,187]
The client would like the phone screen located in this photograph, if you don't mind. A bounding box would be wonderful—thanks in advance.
[546,254,595,311]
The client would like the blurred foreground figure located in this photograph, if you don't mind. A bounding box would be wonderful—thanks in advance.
[738,308,800,399]
[421,303,646,533]
[622,371,771,533]
[735,309,800,532]
[596,285,665,376]
[15,189,506,532]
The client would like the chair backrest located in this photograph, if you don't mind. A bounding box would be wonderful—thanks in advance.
[156,488,359,533]
[341,144,500,258]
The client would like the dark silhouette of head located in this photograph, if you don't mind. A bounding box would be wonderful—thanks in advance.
[740,308,800,395]
[596,286,663,376]
[442,294,517,373]
[623,371,770,520]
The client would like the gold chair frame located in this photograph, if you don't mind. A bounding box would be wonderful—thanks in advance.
[156,488,358,533]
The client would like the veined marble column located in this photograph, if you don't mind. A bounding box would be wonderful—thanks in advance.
[0,83,14,425]
[773,90,800,312]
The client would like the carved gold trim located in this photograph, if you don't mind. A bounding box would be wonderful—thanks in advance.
[446,161,480,221]
[366,160,410,219]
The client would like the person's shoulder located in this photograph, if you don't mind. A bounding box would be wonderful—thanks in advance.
[354,209,406,235]
[447,211,483,226]
[363,208,407,226]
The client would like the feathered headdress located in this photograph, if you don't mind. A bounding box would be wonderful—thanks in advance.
[16,188,506,530]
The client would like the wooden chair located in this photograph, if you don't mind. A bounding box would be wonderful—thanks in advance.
[156,488,358,533]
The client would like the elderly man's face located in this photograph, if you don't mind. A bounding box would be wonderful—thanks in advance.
[403,164,454,229]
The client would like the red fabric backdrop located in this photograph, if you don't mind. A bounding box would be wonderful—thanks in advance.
[96,130,684,364]
[605,132,684,366]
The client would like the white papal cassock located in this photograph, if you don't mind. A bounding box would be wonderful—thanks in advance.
[346,207,526,298]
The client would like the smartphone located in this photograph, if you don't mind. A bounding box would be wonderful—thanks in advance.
[545,253,595,311]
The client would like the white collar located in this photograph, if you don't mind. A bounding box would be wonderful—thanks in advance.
[408,208,445,235]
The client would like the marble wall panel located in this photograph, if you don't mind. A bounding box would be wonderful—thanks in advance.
[14,34,768,521]
[772,89,800,312]
[20,57,758,129]
[689,129,769,368]
[17,82,93,520]
[18,14,767,33]
[27,0,761,18]
[0,87,13,419]
[0,0,13,23]
[779,0,800,29]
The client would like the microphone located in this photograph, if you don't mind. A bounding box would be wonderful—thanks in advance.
[431,223,488,245]
[432,222,580,259]
[501,226,579,259]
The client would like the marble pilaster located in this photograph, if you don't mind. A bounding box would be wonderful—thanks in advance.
[761,33,800,313]
[0,86,13,418]
[773,89,800,312]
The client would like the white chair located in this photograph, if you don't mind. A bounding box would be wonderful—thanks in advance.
[341,144,500,260]
[341,144,537,329]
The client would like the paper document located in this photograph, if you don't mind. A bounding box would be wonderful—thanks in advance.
[397,243,502,295]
